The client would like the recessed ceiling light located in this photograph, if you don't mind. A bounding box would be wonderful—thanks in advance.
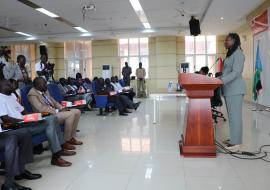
[220,17,224,20]
[143,23,151,29]
[36,8,59,18]
[15,32,32,37]
[74,27,88,33]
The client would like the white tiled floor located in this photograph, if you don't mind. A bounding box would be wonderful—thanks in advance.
[10,96,270,190]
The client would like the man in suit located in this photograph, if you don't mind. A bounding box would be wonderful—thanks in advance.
[28,77,82,147]
[122,62,132,86]
[0,80,74,167]
[0,128,39,190]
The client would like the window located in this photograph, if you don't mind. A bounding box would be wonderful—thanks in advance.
[185,35,216,74]
[64,41,92,78]
[119,38,149,78]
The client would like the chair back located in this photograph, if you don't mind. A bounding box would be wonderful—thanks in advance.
[119,79,125,87]
[20,85,33,113]
[48,83,64,103]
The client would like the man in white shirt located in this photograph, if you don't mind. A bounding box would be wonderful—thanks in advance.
[35,54,46,74]
[111,76,136,101]
[0,80,75,167]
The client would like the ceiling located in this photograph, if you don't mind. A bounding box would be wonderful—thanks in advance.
[0,0,265,43]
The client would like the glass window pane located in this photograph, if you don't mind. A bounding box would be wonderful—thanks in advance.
[207,36,216,54]
[129,57,139,76]
[140,38,149,56]
[129,38,139,56]
[119,39,128,56]
[195,55,206,71]
[208,56,216,74]
[140,56,149,78]
[185,36,194,54]
[195,36,206,54]
[185,56,194,73]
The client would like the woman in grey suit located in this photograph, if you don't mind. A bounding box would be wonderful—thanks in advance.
[221,33,247,151]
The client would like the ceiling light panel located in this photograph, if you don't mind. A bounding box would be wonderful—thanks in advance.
[74,27,88,33]
[129,0,151,29]
[36,8,59,18]
[15,32,32,37]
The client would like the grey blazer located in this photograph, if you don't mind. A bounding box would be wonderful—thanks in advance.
[221,48,247,97]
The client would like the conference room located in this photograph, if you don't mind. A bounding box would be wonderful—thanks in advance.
[0,0,270,189]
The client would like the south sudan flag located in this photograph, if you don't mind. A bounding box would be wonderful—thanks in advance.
[253,42,263,101]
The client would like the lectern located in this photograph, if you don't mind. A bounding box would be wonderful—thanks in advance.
[179,73,223,157]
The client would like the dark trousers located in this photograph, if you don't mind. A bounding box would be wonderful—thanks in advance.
[108,95,126,113]
[120,91,135,101]
[22,115,64,154]
[119,95,134,109]
[0,128,33,177]
[123,78,131,87]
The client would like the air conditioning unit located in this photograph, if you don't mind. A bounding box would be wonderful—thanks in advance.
[102,65,112,79]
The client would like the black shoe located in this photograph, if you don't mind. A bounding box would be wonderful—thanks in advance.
[134,102,141,110]
[119,112,128,116]
[15,170,42,180]
[1,183,32,190]
[123,109,132,113]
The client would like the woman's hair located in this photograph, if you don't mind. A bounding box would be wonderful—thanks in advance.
[226,33,241,58]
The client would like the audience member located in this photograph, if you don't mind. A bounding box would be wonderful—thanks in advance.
[0,128,38,190]
[105,78,140,111]
[111,76,135,101]
[199,66,209,75]
[0,80,74,167]
[28,77,82,147]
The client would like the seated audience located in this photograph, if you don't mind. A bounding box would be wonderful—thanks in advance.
[199,66,210,75]
[0,80,74,167]
[76,78,93,110]
[0,128,39,190]
[96,78,128,116]
[28,77,82,147]
[111,76,135,101]
[104,78,140,112]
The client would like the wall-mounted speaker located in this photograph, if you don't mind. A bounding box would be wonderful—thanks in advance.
[189,16,201,36]
[39,45,47,55]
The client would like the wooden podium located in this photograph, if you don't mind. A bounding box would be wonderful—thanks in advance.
[179,73,223,158]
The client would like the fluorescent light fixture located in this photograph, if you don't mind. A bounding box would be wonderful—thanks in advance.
[15,32,32,37]
[26,36,36,40]
[74,27,88,33]
[129,0,151,29]
[129,0,143,12]
[142,29,154,33]
[143,23,151,29]
[36,8,59,18]
[80,32,92,37]
[220,17,224,20]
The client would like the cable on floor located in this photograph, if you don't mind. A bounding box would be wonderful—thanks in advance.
[215,140,270,163]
